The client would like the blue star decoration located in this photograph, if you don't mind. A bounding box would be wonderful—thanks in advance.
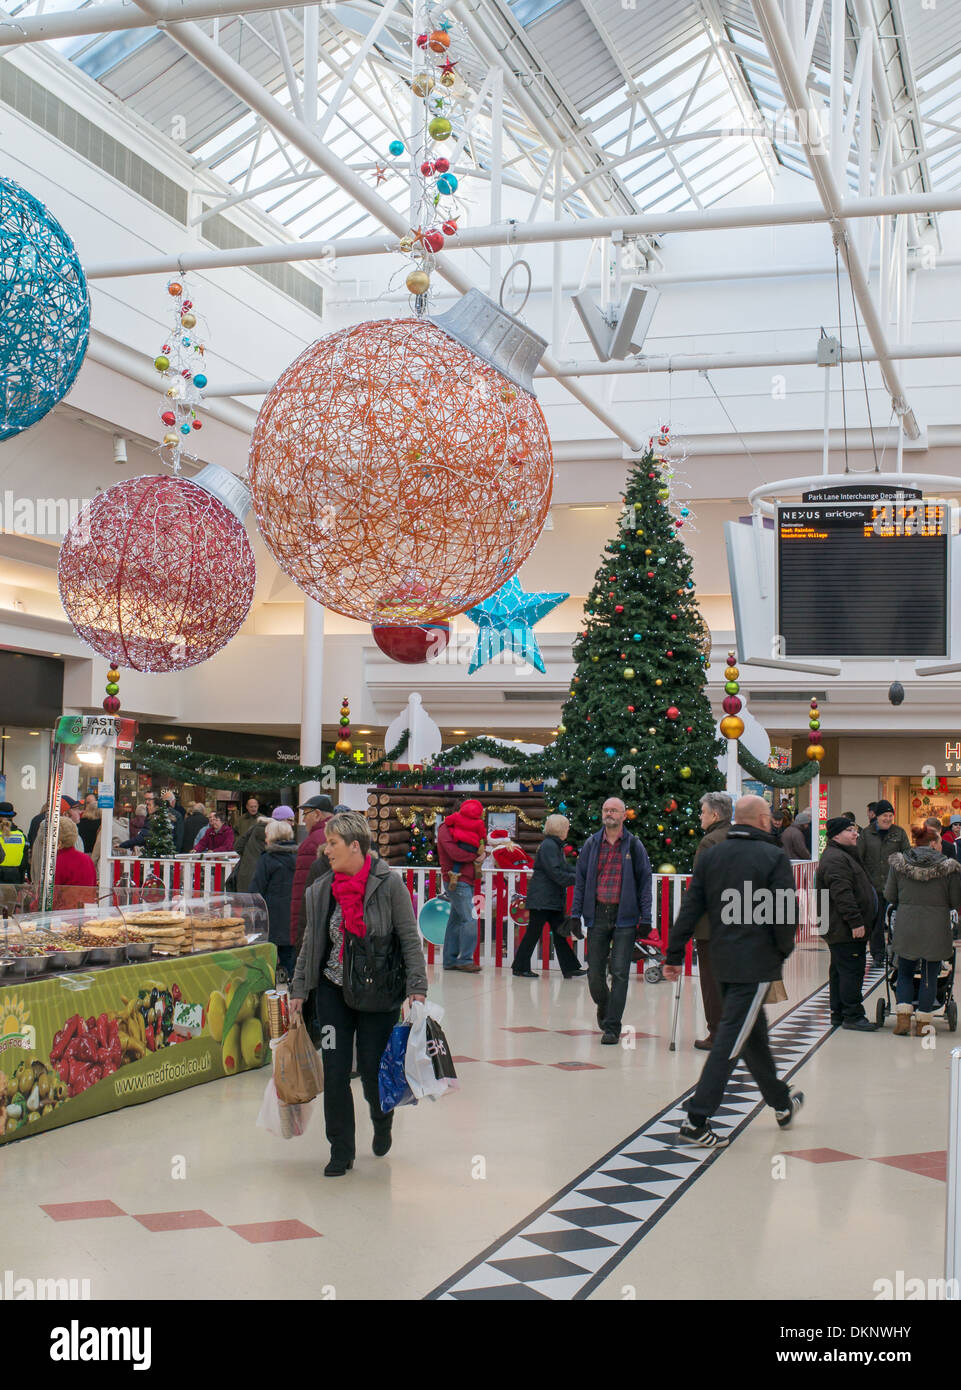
[465,576,568,675]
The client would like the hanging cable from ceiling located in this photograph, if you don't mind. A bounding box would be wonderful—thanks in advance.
[834,234,881,474]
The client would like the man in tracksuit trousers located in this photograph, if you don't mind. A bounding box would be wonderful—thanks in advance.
[665,794,802,1148]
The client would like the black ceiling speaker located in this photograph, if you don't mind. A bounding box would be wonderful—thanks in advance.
[888,681,905,706]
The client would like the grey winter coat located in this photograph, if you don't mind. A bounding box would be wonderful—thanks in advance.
[290,853,428,1001]
[780,821,811,861]
[884,848,961,962]
[859,821,911,895]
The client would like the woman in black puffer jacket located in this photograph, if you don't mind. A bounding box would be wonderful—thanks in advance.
[511,815,585,979]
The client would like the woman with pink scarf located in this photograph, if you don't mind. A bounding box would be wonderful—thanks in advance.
[290,811,428,1177]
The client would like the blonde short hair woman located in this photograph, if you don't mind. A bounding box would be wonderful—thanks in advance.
[511,815,583,979]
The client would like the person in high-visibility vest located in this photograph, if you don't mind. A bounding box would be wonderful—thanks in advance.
[0,802,28,884]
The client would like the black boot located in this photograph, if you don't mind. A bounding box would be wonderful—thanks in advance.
[372,1116,393,1157]
[324,1148,354,1177]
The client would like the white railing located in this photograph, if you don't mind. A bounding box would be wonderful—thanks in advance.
[107,854,239,902]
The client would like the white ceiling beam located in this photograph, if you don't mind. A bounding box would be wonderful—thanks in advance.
[0,0,307,45]
[313,0,400,140]
[86,185,961,280]
[752,0,921,439]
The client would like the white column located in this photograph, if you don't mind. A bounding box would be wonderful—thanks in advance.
[98,745,116,895]
[300,599,325,803]
[725,737,740,798]
[946,1046,961,1296]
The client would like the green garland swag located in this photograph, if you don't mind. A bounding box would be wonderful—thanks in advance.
[737,744,820,788]
[132,731,560,793]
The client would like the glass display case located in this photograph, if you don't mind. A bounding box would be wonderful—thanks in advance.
[0,892,267,977]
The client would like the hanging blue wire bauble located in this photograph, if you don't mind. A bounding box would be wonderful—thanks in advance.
[0,178,89,442]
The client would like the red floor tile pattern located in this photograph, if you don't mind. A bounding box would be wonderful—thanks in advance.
[230,1220,322,1244]
[783,1148,861,1164]
[452,1056,478,1063]
[871,1151,947,1181]
[488,1058,540,1067]
[501,1026,549,1034]
[552,1062,604,1071]
[133,1210,223,1232]
[40,1200,127,1222]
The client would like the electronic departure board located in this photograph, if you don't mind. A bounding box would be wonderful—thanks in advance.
[777,501,949,657]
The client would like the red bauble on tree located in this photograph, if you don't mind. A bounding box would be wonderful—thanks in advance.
[248,312,553,623]
[372,620,450,664]
[58,472,255,671]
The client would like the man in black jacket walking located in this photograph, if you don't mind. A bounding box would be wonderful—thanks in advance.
[665,795,801,1148]
[816,816,877,1031]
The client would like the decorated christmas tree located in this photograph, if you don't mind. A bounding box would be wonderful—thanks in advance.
[143,803,175,859]
[547,436,722,870]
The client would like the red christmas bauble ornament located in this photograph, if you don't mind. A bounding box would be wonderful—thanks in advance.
[191,420,202,430]
[423,230,445,252]
[167,283,182,297]
[102,695,121,714]
[615,604,623,614]
[686,726,693,733]
[670,613,678,620]
[58,475,255,672]
[664,837,672,846]
[666,650,673,657]
[442,219,458,236]
[416,32,429,46]
[647,571,654,578]
[420,160,435,175]
[666,706,680,720]
[627,705,635,712]
[372,620,450,664]
[434,157,450,173]
[722,695,742,715]
[161,411,176,426]
[248,317,553,623]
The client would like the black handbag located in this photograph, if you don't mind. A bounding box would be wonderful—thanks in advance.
[342,930,406,1013]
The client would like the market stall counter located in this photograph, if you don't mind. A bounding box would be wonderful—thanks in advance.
[0,895,276,1144]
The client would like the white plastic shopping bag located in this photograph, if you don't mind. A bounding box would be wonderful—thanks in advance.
[256,1074,316,1140]
[405,999,454,1101]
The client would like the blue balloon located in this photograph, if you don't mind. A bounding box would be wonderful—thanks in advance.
[418,895,451,945]
[389,139,405,156]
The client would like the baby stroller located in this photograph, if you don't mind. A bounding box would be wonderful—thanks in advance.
[875,906,958,1032]
[633,924,665,984]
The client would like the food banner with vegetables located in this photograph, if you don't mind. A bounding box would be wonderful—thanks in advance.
[0,943,276,1143]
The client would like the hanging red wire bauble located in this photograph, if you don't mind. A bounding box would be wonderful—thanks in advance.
[58,474,255,671]
[247,317,553,623]
[372,620,450,664]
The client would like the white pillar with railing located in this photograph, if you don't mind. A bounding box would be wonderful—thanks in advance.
[946,1046,961,1298]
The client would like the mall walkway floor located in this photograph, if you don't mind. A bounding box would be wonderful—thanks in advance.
[4,943,948,1300]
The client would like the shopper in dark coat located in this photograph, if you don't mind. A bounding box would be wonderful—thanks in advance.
[665,795,800,1149]
[858,799,910,961]
[816,817,877,1030]
[233,818,268,892]
[885,823,961,1036]
[182,803,209,849]
[290,795,333,952]
[250,819,298,977]
[690,791,733,1050]
[511,815,584,978]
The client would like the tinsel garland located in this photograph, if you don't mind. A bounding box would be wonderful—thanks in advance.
[737,745,820,789]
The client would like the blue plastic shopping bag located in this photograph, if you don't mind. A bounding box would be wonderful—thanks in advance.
[378,1021,418,1113]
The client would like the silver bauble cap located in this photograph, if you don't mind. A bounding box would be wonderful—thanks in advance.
[429,289,546,394]
[193,463,252,523]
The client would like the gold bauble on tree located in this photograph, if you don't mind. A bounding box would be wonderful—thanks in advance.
[720,715,745,739]
[406,269,430,294]
[806,744,825,761]
[658,863,678,874]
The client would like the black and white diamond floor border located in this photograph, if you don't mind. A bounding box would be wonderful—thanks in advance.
[426,965,884,1301]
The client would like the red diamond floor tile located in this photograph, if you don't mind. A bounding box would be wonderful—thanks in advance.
[488,1058,541,1067]
[230,1220,322,1244]
[552,1061,604,1071]
[452,1056,478,1063]
[132,1210,223,1232]
[501,1026,549,1033]
[872,1151,947,1181]
[40,1200,127,1222]
[783,1148,862,1164]
[555,1029,599,1036]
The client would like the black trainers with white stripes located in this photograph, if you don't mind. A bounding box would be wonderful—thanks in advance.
[775,1089,805,1129]
[678,1120,729,1149]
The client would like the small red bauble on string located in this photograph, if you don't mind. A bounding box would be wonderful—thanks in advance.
[442,220,458,236]
[416,32,429,46]
[615,604,623,614]
[161,411,176,426]
[434,157,450,173]
[420,161,435,175]
[424,230,445,252]
[167,282,182,297]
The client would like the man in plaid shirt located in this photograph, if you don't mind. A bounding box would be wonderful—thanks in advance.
[572,797,653,1044]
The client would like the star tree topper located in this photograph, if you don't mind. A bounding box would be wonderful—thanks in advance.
[465,576,568,675]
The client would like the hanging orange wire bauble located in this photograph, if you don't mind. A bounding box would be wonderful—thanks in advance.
[247,317,553,623]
